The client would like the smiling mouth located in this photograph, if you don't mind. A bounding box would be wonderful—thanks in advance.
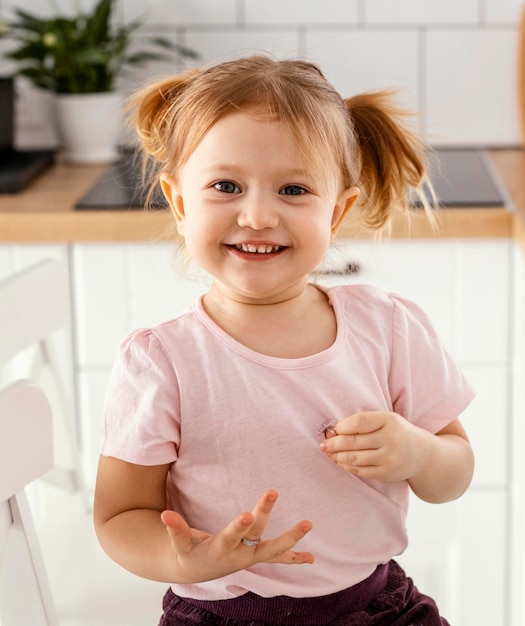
[232,243,286,254]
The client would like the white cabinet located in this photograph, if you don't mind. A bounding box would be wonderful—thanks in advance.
[397,491,507,626]
[0,237,518,625]
[71,243,209,482]
[72,243,210,366]
[510,243,525,626]
[319,239,510,362]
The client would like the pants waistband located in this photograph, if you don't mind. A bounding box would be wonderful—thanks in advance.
[181,562,390,622]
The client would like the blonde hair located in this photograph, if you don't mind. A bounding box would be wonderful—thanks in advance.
[129,55,432,230]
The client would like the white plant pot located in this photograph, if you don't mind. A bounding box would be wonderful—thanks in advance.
[54,91,123,163]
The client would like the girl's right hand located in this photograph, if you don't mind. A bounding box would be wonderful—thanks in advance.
[160,489,314,583]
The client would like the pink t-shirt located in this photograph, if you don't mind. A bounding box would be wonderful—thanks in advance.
[101,284,474,600]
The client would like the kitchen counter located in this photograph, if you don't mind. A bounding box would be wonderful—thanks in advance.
[0,149,522,243]
[490,149,525,251]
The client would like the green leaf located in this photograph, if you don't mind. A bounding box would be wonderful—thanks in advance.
[11,9,48,32]
[17,67,54,90]
[5,39,48,62]
[84,0,111,45]
[74,47,110,65]
[1,0,200,93]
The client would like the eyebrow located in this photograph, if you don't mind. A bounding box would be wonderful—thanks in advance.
[200,164,310,178]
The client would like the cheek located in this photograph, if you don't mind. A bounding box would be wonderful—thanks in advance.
[180,213,223,260]
[306,208,339,240]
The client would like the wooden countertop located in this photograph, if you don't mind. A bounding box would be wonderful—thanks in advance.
[489,149,525,252]
[0,149,523,243]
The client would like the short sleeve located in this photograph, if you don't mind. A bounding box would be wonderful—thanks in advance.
[100,328,181,465]
[388,294,475,433]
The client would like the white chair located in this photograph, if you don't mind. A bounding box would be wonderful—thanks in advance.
[0,259,89,510]
[0,379,58,625]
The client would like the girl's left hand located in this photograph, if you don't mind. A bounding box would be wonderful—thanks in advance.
[319,411,426,483]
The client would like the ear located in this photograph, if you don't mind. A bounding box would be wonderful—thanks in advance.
[160,173,185,235]
[331,186,360,238]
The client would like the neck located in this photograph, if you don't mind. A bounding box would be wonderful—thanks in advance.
[203,279,312,323]
[201,282,336,358]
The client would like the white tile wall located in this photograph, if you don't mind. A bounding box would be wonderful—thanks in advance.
[485,0,523,23]
[185,30,301,65]
[304,30,420,113]
[1,0,102,19]
[244,0,359,25]
[426,29,520,145]
[365,0,480,24]
[123,0,237,25]
[2,0,522,146]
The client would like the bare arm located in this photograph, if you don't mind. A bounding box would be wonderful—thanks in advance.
[93,456,314,584]
[93,456,174,581]
[320,412,474,504]
[406,418,474,503]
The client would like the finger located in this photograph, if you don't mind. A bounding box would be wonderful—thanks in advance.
[336,411,386,436]
[332,447,382,466]
[161,509,189,533]
[257,520,314,563]
[216,511,256,553]
[324,431,379,454]
[244,489,279,542]
[161,510,193,554]
[267,550,315,565]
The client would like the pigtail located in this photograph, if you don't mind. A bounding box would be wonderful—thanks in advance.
[124,69,200,209]
[345,91,434,230]
[128,69,200,163]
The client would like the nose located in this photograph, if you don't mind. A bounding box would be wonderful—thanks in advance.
[237,191,279,230]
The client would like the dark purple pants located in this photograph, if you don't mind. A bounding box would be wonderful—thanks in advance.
[158,560,450,625]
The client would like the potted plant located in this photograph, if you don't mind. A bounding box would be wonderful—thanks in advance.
[0,0,198,162]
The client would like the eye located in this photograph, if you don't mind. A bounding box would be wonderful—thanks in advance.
[280,184,308,196]
[213,181,241,194]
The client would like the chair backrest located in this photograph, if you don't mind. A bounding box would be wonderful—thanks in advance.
[0,259,89,505]
[0,379,57,625]
[0,259,69,365]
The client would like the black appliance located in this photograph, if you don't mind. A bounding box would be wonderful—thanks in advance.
[0,76,55,193]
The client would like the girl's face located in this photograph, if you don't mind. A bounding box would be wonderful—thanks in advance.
[161,110,359,305]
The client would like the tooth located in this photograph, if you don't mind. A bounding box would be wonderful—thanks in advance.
[235,243,281,253]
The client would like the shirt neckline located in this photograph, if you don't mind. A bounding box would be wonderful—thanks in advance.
[192,284,345,369]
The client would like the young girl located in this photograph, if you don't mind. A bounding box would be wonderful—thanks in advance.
[94,56,475,625]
